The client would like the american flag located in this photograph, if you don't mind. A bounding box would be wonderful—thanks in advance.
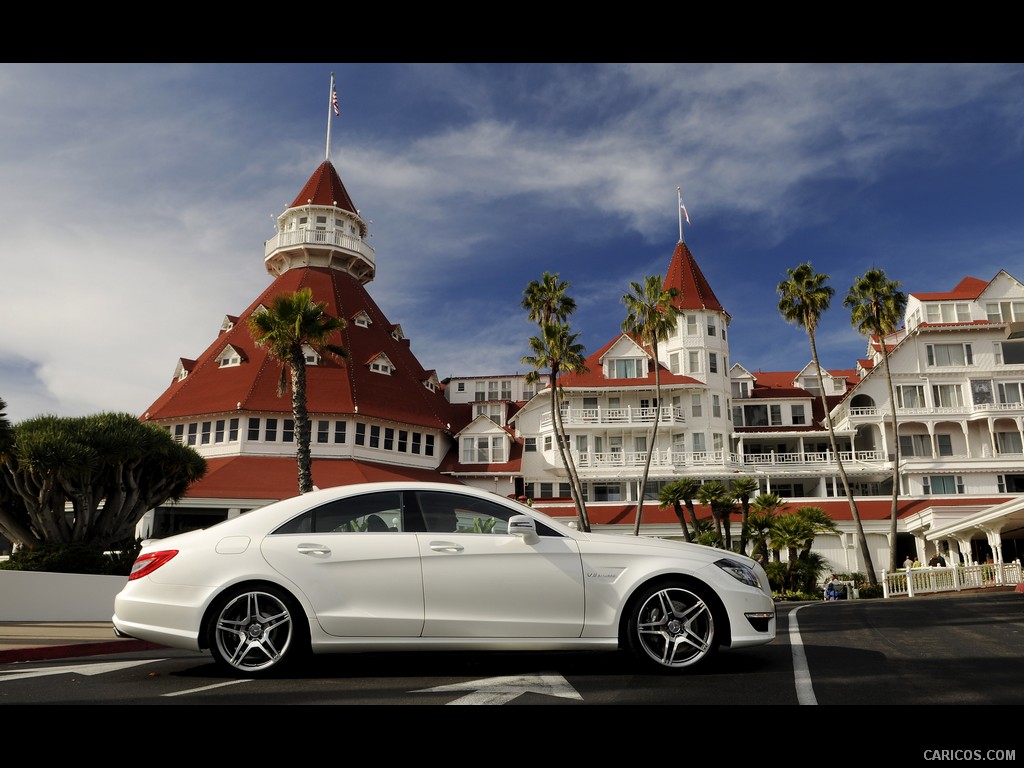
[331,89,340,116]
[680,202,690,225]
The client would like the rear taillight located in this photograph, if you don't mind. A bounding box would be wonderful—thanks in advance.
[128,550,178,581]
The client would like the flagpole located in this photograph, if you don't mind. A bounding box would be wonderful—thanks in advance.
[326,73,334,162]
[677,186,683,243]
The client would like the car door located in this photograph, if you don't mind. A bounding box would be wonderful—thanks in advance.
[260,490,424,637]
[412,490,585,638]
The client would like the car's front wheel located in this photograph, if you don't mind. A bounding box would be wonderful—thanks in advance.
[625,582,718,671]
[206,584,308,676]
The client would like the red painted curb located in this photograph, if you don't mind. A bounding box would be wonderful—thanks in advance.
[0,640,162,664]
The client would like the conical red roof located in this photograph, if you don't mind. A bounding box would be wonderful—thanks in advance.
[662,240,728,316]
[290,160,358,213]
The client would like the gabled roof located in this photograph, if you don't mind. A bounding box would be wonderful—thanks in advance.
[559,336,703,389]
[662,240,728,318]
[290,160,358,214]
[143,266,454,431]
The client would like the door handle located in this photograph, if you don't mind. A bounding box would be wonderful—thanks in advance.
[429,541,464,553]
[297,543,331,556]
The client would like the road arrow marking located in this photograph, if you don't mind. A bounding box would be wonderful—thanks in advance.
[0,659,161,683]
[414,673,583,705]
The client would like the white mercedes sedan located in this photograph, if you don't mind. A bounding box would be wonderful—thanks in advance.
[113,482,776,676]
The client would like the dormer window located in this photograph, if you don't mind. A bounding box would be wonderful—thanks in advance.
[217,345,244,368]
[353,311,371,328]
[369,354,394,375]
[608,358,643,378]
[303,345,320,365]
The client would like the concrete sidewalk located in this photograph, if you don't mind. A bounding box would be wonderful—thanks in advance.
[0,622,162,664]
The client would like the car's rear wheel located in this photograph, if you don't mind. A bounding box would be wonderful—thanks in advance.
[207,584,308,676]
[625,582,718,671]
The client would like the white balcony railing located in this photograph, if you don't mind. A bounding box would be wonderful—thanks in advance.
[540,406,685,429]
[264,229,376,267]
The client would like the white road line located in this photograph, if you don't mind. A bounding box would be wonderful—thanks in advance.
[162,679,253,697]
[789,604,818,705]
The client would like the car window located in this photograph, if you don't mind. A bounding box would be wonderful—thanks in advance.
[414,491,562,536]
[271,491,403,534]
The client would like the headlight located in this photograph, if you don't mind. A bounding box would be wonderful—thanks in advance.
[714,558,760,588]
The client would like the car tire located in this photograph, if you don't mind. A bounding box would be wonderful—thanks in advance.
[206,583,309,677]
[625,581,719,672]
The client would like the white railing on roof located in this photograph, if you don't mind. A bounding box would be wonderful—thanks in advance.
[264,229,376,266]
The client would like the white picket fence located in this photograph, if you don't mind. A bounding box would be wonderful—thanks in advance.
[882,561,1023,598]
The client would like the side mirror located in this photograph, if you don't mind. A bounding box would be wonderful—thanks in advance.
[508,515,540,544]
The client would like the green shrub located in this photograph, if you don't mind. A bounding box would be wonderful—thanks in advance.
[0,540,141,576]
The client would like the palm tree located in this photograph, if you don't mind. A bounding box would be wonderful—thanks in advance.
[749,492,785,562]
[522,322,590,532]
[730,476,760,554]
[248,288,347,494]
[769,512,815,590]
[777,263,877,585]
[845,268,908,573]
[621,275,681,535]
[793,505,840,559]
[658,478,698,541]
[697,480,730,547]
[521,274,590,531]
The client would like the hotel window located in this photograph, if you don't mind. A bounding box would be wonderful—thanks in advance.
[672,433,685,452]
[691,394,702,417]
[732,381,750,398]
[708,353,718,374]
[900,434,932,457]
[997,381,1024,404]
[712,433,723,452]
[669,352,680,374]
[398,430,408,452]
[283,419,294,443]
[215,420,225,443]
[686,315,697,335]
[201,421,212,444]
[692,433,706,452]
[707,316,716,337]
[732,406,743,425]
[986,300,1024,322]
[370,359,392,375]
[926,343,972,366]
[457,382,465,392]
[539,483,553,498]
[355,423,366,446]
[384,428,394,450]
[544,435,553,450]
[770,404,782,426]
[187,423,198,446]
[611,358,642,378]
[524,437,537,452]
[897,385,926,408]
[995,341,1024,365]
[489,381,499,399]
[248,418,260,440]
[791,404,806,425]
[266,419,278,442]
[315,215,327,229]
[475,382,486,401]
[229,418,239,441]
[922,475,964,495]
[931,384,964,408]
[925,302,970,323]
[996,431,1023,454]
[937,434,953,456]
[425,434,435,457]
[593,483,622,501]
[743,404,769,426]
[369,425,380,448]
[634,436,647,453]
[576,435,588,453]
[334,421,347,444]
[174,424,185,443]
[411,432,421,454]
[317,420,330,443]
[501,381,512,399]
[688,350,700,374]
[712,394,721,418]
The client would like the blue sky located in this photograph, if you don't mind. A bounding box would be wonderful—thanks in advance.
[2,62,1024,424]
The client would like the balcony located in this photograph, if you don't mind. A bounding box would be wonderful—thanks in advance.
[844,401,1024,423]
[540,406,685,429]
[567,448,887,475]
[264,228,376,279]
